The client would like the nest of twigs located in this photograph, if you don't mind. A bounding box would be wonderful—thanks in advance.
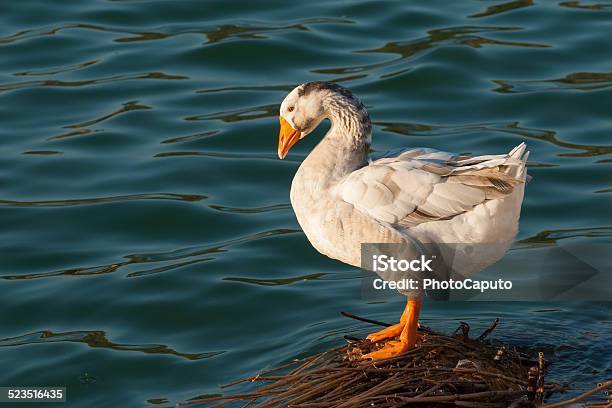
[181,314,611,408]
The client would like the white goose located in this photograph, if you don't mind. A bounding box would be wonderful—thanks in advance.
[277,82,528,360]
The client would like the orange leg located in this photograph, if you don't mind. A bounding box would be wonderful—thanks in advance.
[363,297,422,360]
[365,300,411,343]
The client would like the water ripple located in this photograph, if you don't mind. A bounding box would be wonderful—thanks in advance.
[47,101,153,141]
[0,330,221,361]
[47,101,153,142]
[125,228,297,263]
[194,74,368,96]
[66,101,151,129]
[126,258,214,278]
[0,18,353,47]
[201,18,353,44]
[112,18,354,44]
[0,193,205,208]
[13,60,98,77]
[185,103,278,123]
[46,128,102,141]
[559,1,612,10]
[493,72,612,93]
[223,273,327,286]
[519,226,612,244]
[22,150,63,155]
[1,229,299,281]
[376,120,612,158]
[208,203,291,214]
[154,151,285,161]
[154,151,207,157]
[469,0,535,18]
[314,26,549,77]
[161,130,220,144]
[0,72,187,94]
[196,84,294,95]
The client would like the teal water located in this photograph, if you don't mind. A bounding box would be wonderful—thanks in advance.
[1,1,611,406]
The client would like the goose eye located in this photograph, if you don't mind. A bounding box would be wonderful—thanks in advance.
[288,106,294,112]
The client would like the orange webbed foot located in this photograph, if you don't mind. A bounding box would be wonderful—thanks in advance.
[366,323,404,343]
[362,298,423,361]
[362,339,413,360]
[366,324,423,343]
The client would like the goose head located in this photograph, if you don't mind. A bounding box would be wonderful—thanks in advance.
[277,82,371,160]
[277,83,328,159]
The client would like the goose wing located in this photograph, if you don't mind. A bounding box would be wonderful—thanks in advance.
[337,144,529,227]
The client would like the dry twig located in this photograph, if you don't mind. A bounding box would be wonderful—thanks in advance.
[178,317,607,408]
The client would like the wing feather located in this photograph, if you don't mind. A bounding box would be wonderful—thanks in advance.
[338,145,528,228]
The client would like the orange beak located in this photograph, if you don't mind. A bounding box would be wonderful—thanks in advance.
[278,116,301,159]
